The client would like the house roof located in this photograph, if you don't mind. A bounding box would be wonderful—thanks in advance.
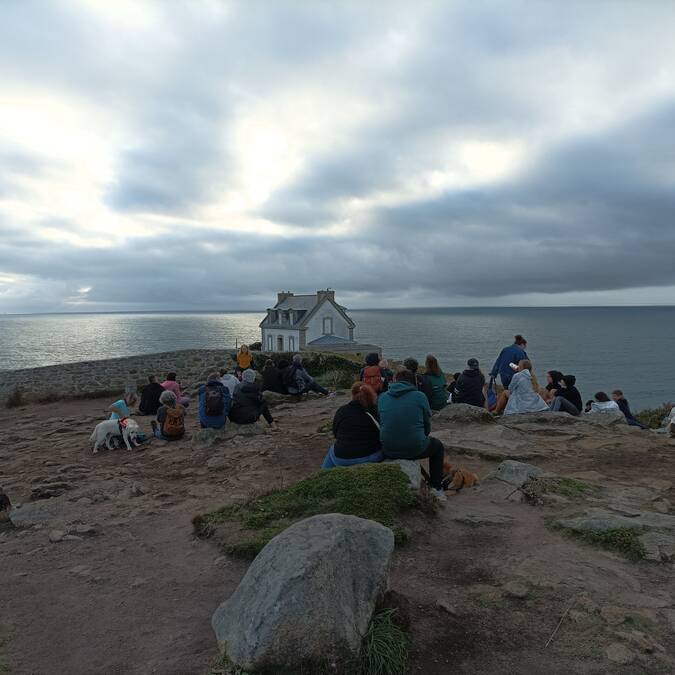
[306,335,356,346]
[275,294,317,311]
[260,292,356,330]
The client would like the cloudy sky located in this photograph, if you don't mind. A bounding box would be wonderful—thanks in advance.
[1,0,674,313]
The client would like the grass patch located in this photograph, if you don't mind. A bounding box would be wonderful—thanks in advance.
[547,520,646,561]
[635,402,674,429]
[194,463,433,558]
[0,625,13,675]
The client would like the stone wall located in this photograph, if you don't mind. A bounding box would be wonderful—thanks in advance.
[0,349,236,404]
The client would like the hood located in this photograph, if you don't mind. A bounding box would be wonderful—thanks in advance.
[385,381,417,398]
[462,368,482,378]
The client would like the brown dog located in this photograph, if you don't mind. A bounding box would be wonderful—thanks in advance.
[443,461,479,492]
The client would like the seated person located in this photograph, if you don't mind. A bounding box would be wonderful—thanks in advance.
[219,368,240,399]
[423,355,448,411]
[586,391,621,414]
[110,392,138,420]
[322,382,383,468]
[235,344,254,375]
[611,390,648,429]
[261,359,285,394]
[494,360,549,416]
[453,358,486,408]
[378,369,447,502]
[151,390,186,440]
[542,370,565,403]
[138,375,164,416]
[403,357,433,402]
[549,374,582,415]
[447,372,461,401]
[160,372,190,407]
[198,372,231,429]
[284,355,330,396]
[229,369,275,426]
[360,352,386,395]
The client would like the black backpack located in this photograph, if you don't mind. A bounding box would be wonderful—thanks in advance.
[204,383,225,416]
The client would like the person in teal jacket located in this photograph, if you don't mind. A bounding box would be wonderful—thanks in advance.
[423,354,448,411]
[378,370,447,501]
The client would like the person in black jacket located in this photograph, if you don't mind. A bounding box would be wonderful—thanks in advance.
[322,382,383,468]
[261,359,285,394]
[612,390,648,429]
[138,375,165,415]
[549,374,582,415]
[453,358,486,408]
[229,369,275,426]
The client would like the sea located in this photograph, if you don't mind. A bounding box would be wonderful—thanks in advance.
[1,306,674,409]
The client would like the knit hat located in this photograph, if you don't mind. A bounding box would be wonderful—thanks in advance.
[242,369,256,383]
[403,357,419,372]
[467,358,480,370]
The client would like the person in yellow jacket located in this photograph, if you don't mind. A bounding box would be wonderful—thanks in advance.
[236,344,254,376]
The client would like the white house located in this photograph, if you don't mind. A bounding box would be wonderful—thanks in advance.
[260,290,357,353]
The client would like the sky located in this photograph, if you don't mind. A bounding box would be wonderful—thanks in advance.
[1,0,674,313]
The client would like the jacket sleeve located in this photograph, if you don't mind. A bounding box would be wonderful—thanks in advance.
[490,349,504,378]
[422,396,431,436]
[332,407,342,437]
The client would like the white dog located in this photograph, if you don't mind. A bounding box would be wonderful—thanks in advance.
[90,418,140,453]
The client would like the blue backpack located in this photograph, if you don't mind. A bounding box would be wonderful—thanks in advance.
[487,377,497,410]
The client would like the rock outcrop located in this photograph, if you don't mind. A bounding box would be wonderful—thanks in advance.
[191,421,269,450]
[212,513,395,672]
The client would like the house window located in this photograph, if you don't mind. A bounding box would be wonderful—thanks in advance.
[288,336,295,352]
[322,317,333,335]
[277,336,284,352]
[267,335,274,351]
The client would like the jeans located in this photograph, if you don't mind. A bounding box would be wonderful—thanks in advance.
[322,445,384,468]
[415,436,446,490]
[550,397,580,416]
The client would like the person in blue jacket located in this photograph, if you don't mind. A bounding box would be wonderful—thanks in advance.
[489,334,528,388]
[378,369,447,503]
[198,372,231,429]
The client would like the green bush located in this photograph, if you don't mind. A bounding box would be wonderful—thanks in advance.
[635,402,674,429]
[356,610,408,675]
[252,351,361,377]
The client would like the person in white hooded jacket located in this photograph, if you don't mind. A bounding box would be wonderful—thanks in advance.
[586,391,621,414]
[501,360,549,416]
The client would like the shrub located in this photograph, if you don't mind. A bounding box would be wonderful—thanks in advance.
[5,387,23,408]
[251,351,361,378]
[635,402,674,429]
[356,610,408,675]
[317,369,357,390]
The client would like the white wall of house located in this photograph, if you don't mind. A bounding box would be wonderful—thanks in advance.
[261,328,300,352]
[305,301,351,343]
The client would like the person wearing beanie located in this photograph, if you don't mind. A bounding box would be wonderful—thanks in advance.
[229,369,276,426]
[549,374,583,415]
[402,357,433,402]
[453,358,486,408]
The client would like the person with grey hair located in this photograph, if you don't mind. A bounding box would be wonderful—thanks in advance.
[229,369,275,426]
[283,354,330,396]
[151,389,186,440]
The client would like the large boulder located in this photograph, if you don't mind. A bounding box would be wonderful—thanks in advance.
[433,403,495,427]
[484,459,544,486]
[191,420,268,450]
[212,513,395,672]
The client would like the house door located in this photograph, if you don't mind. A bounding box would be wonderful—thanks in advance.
[288,336,295,352]
[277,336,284,352]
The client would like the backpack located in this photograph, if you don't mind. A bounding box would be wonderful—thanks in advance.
[164,406,184,438]
[362,366,383,393]
[204,383,225,416]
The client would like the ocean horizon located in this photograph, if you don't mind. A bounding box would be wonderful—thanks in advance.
[1,306,674,410]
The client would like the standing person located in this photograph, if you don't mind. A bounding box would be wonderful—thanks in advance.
[587,392,621,414]
[453,358,486,408]
[423,355,448,411]
[284,355,330,396]
[493,360,549,416]
[138,375,164,416]
[403,357,433,402]
[151,390,186,440]
[261,359,285,394]
[198,373,231,429]
[378,370,447,502]
[360,352,385,395]
[611,390,648,428]
[379,359,394,390]
[219,368,240,399]
[549,375,582,415]
[160,372,190,407]
[229,369,275,427]
[322,383,383,468]
[235,344,254,376]
[489,335,528,388]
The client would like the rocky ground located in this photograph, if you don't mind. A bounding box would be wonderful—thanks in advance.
[1,395,674,674]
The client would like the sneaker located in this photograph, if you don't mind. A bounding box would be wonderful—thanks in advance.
[431,488,447,503]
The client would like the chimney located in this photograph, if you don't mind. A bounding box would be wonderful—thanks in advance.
[317,288,335,303]
[277,291,293,304]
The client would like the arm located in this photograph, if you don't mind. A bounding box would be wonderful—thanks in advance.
[332,407,342,437]
[422,395,431,436]
[490,349,504,378]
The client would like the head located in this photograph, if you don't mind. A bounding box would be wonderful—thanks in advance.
[148,375,156,384]
[585,400,594,412]
[242,369,256,384]
[219,368,228,377]
[562,374,576,389]
[594,391,610,402]
[239,344,249,354]
[611,389,624,401]
[425,355,441,376]
[379,359,389,369]
[395,369,416,386]
[403,357,419,373]
[547,370,564,385]
[208,371,220,382]
[518,359,532,372]
[453,372,461,382]
[292,354,303,365]
[514,334,527,348]
[166,372,177,382]
[467,358,480,372]
[264,359,274,369]
[351,382,377,408]
[159,390,177,407]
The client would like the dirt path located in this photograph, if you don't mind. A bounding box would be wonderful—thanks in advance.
[1,397,674,674]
